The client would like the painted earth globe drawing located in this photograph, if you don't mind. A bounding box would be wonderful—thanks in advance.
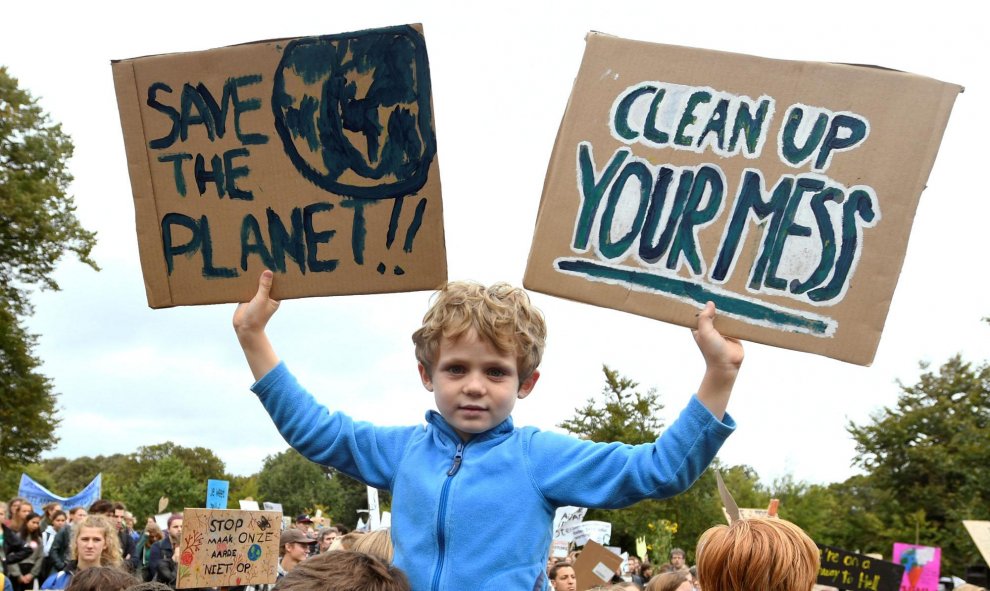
[272,25,436,199]
[247,543,263,561]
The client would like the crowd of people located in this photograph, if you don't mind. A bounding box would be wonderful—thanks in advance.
[0,499,402,591]
[2,491,837,591]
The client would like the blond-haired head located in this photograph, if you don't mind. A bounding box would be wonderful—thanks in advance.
[696,518,819,591]
[412,282,546,381]
[70,514,123,567]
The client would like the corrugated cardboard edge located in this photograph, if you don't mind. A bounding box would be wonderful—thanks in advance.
[111,60,173,308]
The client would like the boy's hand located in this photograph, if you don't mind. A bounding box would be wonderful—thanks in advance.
[233,270,281,380]
[692,301,743,420]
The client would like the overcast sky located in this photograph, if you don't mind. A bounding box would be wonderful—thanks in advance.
[3,1,987,497]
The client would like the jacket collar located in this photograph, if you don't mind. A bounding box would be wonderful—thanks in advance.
[424,410,514,445]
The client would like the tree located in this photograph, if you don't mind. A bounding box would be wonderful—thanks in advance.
[848,355,990,573]
[558,365,665,445]
[0,66,98,469]
[122,456,204,520]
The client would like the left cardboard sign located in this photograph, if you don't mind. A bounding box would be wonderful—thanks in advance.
[112,24,447,308]
[176,508,281,589]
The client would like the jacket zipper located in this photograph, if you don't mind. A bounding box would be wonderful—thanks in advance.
[431,442,465,591]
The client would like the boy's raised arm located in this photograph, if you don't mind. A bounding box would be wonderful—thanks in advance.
[233,270,281,381]
[692,301,744,421]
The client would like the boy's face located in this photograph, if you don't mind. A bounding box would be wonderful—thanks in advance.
[419,328,539,441]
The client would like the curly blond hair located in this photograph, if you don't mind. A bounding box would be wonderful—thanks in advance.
[696,518,819,591]
[412,282,546,381]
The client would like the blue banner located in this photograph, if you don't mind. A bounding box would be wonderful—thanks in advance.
[18,473,102,511]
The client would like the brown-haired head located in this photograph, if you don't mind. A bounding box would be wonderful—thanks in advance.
[412,281,546,382]
[645,571,691,591]
[696,518,819,591]
[64,565,138,591]
[272,550,410,591]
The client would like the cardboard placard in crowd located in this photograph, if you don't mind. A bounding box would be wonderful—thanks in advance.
[175,508,281,589]
[574,540,623,590]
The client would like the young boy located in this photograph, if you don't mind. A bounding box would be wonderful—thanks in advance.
[234,271,742,591]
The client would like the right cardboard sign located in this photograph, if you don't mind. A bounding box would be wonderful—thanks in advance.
[525,34,961,365]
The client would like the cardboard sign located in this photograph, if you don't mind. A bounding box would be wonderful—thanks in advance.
[525,34,961,364]
[818,544,904,591]
[112,24,446,308]
[574,540,622,590]
[892,543,941,591]
[573,520,612,546]
[175,508,281,589]
[553,506,589,541]
[206,479,229,509]
[962,520,990,566]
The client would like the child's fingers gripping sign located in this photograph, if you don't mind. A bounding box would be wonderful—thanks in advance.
[692,301,744,371]
[233,270,281,335]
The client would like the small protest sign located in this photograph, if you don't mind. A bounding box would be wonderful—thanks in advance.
[962,521,990,566]
[175,508,281,589]
[206,479,229,509]
[574,540,622,591]
[112,24,446,308]
[525,34,961,364]
[818,544,904,591]
[553,506,589,542]
[572,521,612,546]
[892,543,941,591]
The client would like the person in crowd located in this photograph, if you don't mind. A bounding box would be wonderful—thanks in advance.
[7,502,31,536]
[148,515,181,587]
[63,566,138,591]
[316,528,339,554]
[647,571,693,591]
[39,504,62,531]
[130,523,163,582]
[42,515,123,589]
[49,508,86,573]
[670,548,689,572]
[612,583,642,590]
[627,554,646,587]
[4,500,25,529]
[350,529,393,563]
[330,532,364,552]
[234,274,741,591]
[271,550,410,591]
[279,530,317,579]
[1,572,11,591]
[8,511,43,590]
[641,563,654,582]
[294,516,314,536]
[123,514,139,544]
[1,504,31,584]
[549,561,577,591]
[695,518,819,591]
[43,510,67,563]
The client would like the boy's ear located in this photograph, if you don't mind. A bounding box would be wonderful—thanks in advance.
[418,363,433,392]
[517,370,540,399]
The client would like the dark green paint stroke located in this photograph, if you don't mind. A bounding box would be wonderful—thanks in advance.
[780,107,828,166]
[403,197,427,253]
[598,160,652,259]
[574,143,629,251]
[555,258,832,335]
[613,85,656,141]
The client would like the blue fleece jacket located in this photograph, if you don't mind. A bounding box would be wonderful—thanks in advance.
[253,362,735,591]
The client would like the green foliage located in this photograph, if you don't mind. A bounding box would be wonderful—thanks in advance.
[0,66,98,470]
[122,456,204,520]
[559,365,764,563]
[0,306,59,470]
[255,448,390,528]
[558,365,665,445]
[847,355,990,572]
